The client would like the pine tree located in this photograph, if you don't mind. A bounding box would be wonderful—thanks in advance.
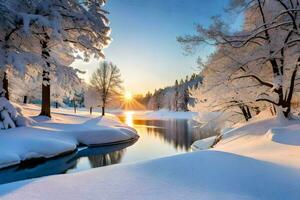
[174,80,179,111]
[181,87,190,111]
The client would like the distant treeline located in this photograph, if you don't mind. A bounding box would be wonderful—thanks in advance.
[136,73,202,111]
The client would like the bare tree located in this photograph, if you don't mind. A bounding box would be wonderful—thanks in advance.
[90,62,122,116]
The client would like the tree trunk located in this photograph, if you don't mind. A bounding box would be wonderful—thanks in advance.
[40,73,51,117]
[273,104,277,115]
[3,72,9,100]
[246,106,252,120]
[240,106,249,121]
[23,96,27,104]
[90,107,93,115]
[73,100,77,113]
[39,31,51,117]
[101,106,105,116]
[270,107,275,116]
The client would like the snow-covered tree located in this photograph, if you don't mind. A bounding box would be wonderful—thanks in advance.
[144,75,202,111]
[32,0,111,117]
[52,64,84,107]
[180,86,190,112]
[0,0,111,117]
[0,0,45,100]
[9,67,42,104]
[179,0,300,119]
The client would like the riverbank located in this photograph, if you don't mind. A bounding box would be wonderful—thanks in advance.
[1,111,300,199]
[0,104,139,169]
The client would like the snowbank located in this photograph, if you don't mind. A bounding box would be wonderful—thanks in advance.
[191,114,289,151]
[1,150,300,200]
[266,125,300,146]
[0,105,138,169]
[191,135,220,151]
[0,130,76,169]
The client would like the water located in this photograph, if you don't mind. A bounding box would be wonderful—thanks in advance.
[0,112,217,184]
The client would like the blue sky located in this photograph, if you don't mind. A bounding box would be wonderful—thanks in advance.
[73,0,243,94]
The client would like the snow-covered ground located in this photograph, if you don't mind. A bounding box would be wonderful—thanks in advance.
[0,104,138,169]
[2,110,300,199]
[1,138,300,200]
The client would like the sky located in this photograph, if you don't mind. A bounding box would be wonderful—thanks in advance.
[72,0,243,95]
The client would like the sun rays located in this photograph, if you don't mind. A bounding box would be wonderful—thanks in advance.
[124,91,133,102]
[120,91,146,110]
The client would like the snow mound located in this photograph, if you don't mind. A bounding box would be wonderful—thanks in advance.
[0,130,76,169]
[191,135,218,151]
[1,151,300,200]
[69,127,137,146]
[266,125,300,146]
[0,106,139,169]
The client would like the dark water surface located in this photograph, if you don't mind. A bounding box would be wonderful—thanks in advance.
[0,112,217,184]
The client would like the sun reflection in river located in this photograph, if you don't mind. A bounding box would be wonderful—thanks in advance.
[124,111,134,127]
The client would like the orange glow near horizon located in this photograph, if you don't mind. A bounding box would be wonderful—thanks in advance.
[120,91,146,111]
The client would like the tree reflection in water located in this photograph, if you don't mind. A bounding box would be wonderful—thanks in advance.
[88,150,125,168]
[0,141,136,185]
[129,118,219,151]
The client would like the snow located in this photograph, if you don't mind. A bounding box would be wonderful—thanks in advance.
[2,106,300,199]
[191,135,218,151]
[1,150,300,200]
[268,125,300,146]
[0,104,138,169]
[0,98,17,118]
[0,130,75,169]
[0,97,32,129]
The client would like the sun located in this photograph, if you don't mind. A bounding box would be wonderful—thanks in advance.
[124,91,133,101]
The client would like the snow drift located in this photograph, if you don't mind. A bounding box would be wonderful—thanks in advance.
[0,105,139,169]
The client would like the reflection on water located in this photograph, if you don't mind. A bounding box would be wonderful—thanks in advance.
[0,111,218,185]
[0,141,135,184]
[114,112,219,162]
[124,111,134,127]
[88,150,124,168]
